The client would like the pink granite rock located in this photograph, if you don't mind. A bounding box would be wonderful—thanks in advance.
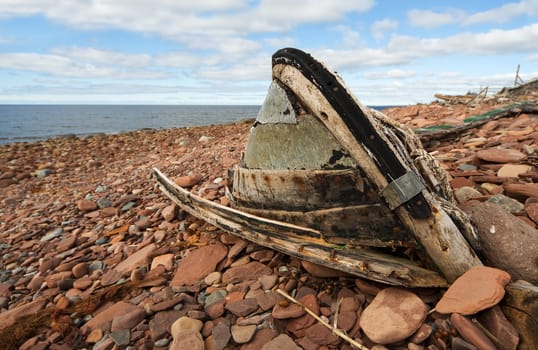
[436,266,511,315]
[77,199,98,212]
[360,288,428,344]
[171,242,227,287]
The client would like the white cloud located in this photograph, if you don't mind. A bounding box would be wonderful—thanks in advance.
[0,0,375,37]
[464,0,538,25]
[332,25,361,47]
[0,52,166,79]
[371,19,399,40]
[409,1,538,29]
[51,47,151,67]
[407,9,463,29]
[263,37,295,48]
[312,23,538,72]
[364,69,416,79]
[387,23,538,56]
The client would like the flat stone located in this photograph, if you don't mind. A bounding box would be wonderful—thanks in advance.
[256,290,278,311]
[487,194,525,215]
[436,266,511,315]
[304,323,340,346]
[86,328,104,344]
[228,239,248,258]
[240,328,278,350]
[204,271,222,286]
[476,148,526,163]
[221,261,272,284]
[504,183,538,199]
[477,305,519,350]
[72,262,89,278]
[409,323,433,344]
[261,334,301,350]
[149,310,186,341]
[337,310,357,331]
[151,254,174,271]
[73,276,93,290]
[110,307,146,331]
[0,298,47,332]
[100,269,122,286]
[462,202,538,284]
[272,299,305,319]
[450,177,475,189]
[452,337,479,350]
[77,199,98,212]
[171,316,203,338]
[81,301,141,333]
[205,299,225,319]
[211,322,231,350]
[225,298,258,317]
[174,174,202,188]
[360,288,427,344]
[113,243,156,275]
[258,274,278,290]
[301,260,348,278]
[171,242,228,287]
[526,202,538,224]
[451,313,497,350]
[169,330,204,350]
[231,324,257,344]
[109,329,130,346]
[497,164,533,178]
[161,204,178,222]
[454,186,482,204]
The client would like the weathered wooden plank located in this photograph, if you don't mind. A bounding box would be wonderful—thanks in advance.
[232,203,416,248]
[153,167,448,288]
[229,166,373,210]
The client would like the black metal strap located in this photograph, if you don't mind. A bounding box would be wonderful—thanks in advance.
[272,48,431,218]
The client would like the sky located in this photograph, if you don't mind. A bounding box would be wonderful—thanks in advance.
[0,1,537,106]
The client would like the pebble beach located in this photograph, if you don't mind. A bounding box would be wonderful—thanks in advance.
[1,92,537,349]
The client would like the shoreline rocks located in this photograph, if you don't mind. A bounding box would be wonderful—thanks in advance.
[0,100,536,349]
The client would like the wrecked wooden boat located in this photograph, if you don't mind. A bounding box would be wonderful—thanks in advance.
[153,48,483,288]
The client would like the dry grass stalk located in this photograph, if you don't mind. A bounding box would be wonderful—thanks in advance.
[276,288,369,350]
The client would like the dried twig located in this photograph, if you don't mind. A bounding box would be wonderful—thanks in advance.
[276,289,369,350]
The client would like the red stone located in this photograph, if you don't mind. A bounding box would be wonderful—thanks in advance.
[476,148,526,163]
[171,242,228,287]
[451,313,497,350]
[77,199,98,212]
[436,266,511,315]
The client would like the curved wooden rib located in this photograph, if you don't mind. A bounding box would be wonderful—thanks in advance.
[153,167,448,288]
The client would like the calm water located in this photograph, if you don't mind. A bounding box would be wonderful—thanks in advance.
[0,104,392,145]
[0,105,261,144]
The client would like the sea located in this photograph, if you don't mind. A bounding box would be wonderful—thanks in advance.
[0,104,391,145]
